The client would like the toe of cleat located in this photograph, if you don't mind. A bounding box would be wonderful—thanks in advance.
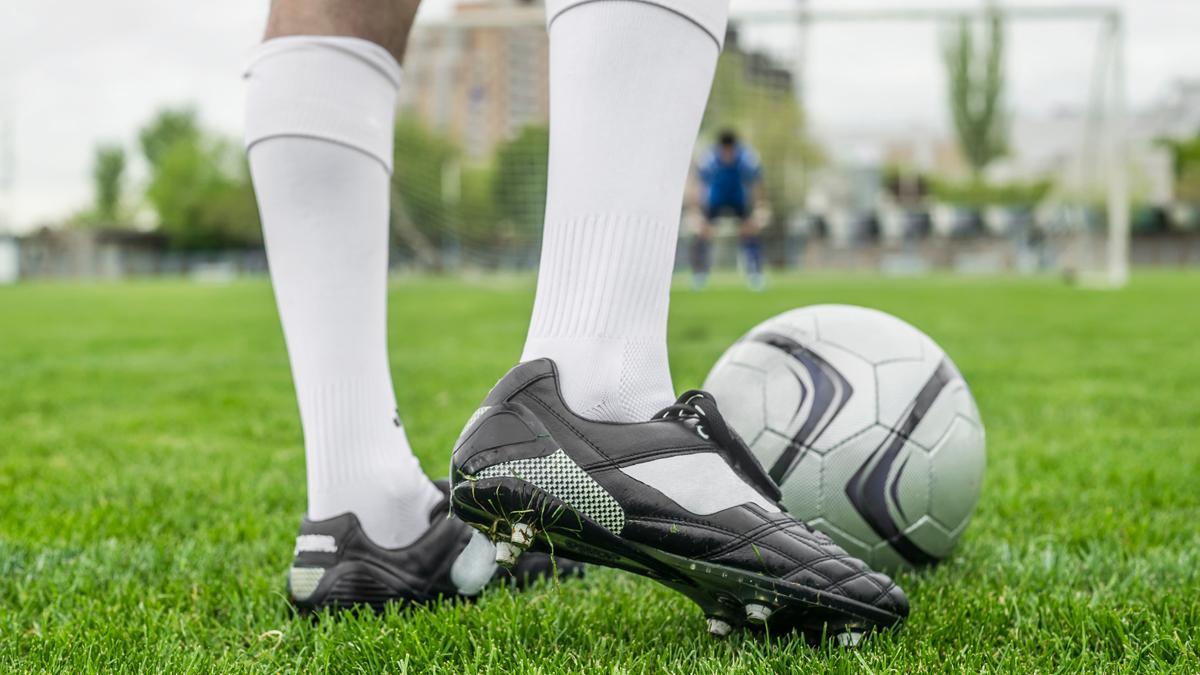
[744,603,773,624]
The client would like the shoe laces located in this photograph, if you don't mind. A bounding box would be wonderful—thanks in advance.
[654,390,782,504]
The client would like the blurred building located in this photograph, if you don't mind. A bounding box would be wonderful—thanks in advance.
[402,0,548,159]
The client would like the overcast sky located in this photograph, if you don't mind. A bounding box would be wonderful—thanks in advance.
[1,0,1197,231]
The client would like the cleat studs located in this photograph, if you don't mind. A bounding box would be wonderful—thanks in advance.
[835,631,865,648]
[706,618,733,638]
[494,541,522,568]
[744,603,772,624]
[510,522,535,548]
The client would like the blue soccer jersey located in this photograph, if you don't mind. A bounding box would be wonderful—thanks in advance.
[698,144,762,217]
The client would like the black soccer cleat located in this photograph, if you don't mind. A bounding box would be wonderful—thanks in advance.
[449,359,908,641]
[287,480,582,612]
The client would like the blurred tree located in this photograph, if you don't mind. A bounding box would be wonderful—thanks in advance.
[492,125,549,239]
[92,144,126,224]
[456,164,500,243]
[944,11,1009,177]
[139,107,201,170]
[1161,134,1200,203]
[930,176,1051,207]
[143,127,260,249]
[391,115,464,269]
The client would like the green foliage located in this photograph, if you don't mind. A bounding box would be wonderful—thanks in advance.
[457,164,501,243]
[393,115,462,238]
[931,177,1052,206]
[91,144,126,224]
[1160,134,1200,202]
[139,108,201,170]
[492,125,549,238]
[3,274,1200,671]
[704,47,822,220]
[944,12,1009,176]
[143,128,260,250]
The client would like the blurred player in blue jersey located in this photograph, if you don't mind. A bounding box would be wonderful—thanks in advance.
[693,129,767,290]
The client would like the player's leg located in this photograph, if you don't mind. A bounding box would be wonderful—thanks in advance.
[739,210,765,290]
[519,0,732,422]
[244,0,576,610]
[262,0,419,60]
[248,0,430,552]
[451,0,907,640]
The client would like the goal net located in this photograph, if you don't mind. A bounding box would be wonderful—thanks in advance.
[396,2,1131,286]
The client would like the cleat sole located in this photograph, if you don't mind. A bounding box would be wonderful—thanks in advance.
[452,475,904,639]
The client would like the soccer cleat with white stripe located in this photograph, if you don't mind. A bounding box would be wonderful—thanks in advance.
[450,359,908,641]
[287,480,582,612]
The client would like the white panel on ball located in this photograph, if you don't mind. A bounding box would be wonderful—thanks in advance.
[927,416,986,532]
[703,359,768,446]
[704,304,986,573]
[811,305,925,364]
[874,356,944,430]
[786,340,877,454]
[904,380,977,452]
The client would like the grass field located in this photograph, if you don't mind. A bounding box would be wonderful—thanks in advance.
[2,272,1199,672]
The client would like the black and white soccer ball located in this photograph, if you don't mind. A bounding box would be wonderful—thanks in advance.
[704,305,985,572]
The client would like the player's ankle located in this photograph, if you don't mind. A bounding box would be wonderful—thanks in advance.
[521,337,673,423]
[307,473,442,549]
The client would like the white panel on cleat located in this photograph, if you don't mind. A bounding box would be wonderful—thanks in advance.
[288,567,325,601]
[294,534,337,554]
[450,531,499,596]
[474,449,626,534]
[619,452,780,515]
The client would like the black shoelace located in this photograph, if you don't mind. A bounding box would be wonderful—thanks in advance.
[654,390,783,504]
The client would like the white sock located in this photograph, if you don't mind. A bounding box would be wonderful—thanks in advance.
[244,36,441,549]
[522,0,729,422]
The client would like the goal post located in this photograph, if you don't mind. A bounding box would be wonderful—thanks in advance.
[731,4,1130,287]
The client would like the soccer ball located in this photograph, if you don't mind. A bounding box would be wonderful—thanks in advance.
[703,305,985,572]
